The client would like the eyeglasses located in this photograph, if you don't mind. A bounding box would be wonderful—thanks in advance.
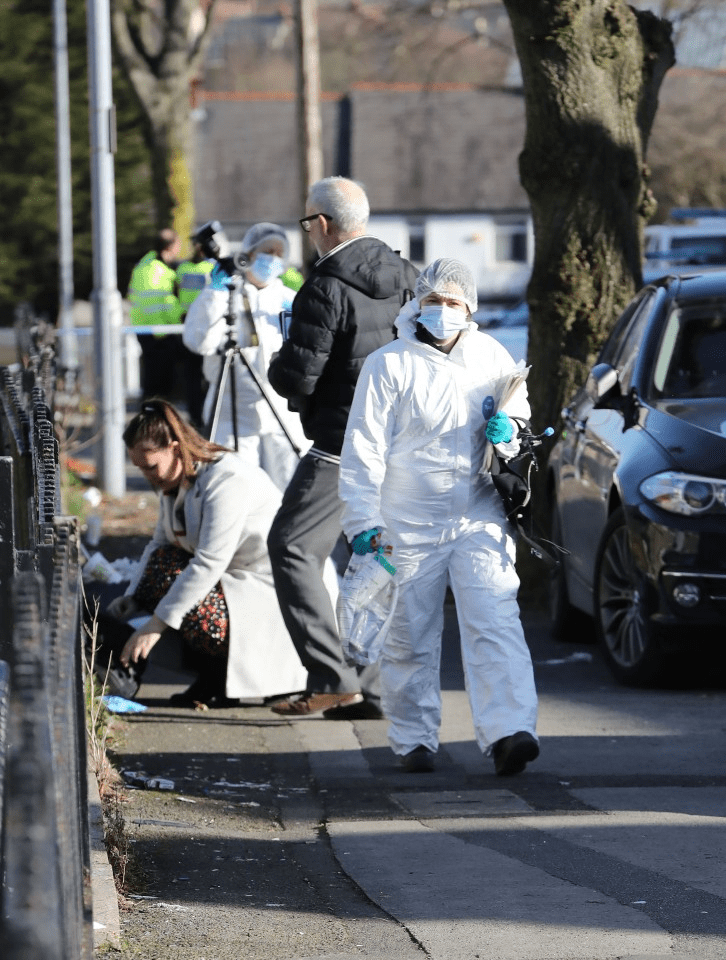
[299,213,332,233]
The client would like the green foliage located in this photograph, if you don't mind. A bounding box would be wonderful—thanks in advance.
[61,468,88,521]
[0,0,155,324]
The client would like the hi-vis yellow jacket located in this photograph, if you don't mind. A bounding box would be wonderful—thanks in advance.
[128,251,181,334]
[176,259,214,314]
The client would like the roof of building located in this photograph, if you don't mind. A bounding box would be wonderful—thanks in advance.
[192,63,726,237]
[192,83,528,225]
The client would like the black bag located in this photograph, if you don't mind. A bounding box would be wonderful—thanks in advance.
[490,419,563,567]
[85,611,147,700]
[490,448,536,524]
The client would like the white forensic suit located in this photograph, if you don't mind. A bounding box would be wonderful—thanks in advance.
[338,301,538,756]
[183,276,310,491]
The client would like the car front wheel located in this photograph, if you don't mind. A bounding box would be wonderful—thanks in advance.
[594,508,665,686]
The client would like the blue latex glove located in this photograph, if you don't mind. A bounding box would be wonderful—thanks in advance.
[210,262,231,291]
[281,289,294,310]
[352,528,383,555]
[486,410,514,444]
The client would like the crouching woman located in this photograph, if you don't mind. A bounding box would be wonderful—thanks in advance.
[108,399,306,707]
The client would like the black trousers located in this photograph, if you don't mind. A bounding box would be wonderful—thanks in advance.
[137,333,179,399]
[267,452,380,703]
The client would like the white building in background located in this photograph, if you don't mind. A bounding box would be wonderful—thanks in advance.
[227,210,534,306]
[367,211,533,305]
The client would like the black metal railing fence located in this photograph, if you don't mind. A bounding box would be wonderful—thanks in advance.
[0,323,92,960]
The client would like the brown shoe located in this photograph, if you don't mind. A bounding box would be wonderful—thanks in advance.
[270,692,363,717]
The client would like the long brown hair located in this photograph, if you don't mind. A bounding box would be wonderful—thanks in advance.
[123,399,229,482]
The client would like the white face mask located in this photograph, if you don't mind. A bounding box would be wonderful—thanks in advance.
[418,304,469,340]
[249,252,284,285]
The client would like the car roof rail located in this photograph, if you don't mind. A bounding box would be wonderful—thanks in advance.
[669,207,726,222]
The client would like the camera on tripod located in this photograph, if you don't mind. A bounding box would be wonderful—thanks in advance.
[194,220,304,458]
[193,220,247,277]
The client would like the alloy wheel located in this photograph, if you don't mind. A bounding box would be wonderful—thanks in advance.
[595,508,662,684]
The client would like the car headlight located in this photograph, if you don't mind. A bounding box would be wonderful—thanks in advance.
[640,471,726,516]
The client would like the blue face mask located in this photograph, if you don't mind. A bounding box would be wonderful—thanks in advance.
[418,304,469,340]
[249,253,284,285]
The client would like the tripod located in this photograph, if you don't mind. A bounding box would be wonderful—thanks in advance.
[205,275,304,457]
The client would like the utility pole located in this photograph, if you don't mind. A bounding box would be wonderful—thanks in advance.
[86,0,126,496]
[53,0,78,372]
[295,0,324,264]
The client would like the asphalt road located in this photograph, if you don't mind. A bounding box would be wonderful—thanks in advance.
[105,602,726,960]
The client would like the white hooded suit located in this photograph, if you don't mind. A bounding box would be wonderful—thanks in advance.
[183,277,310,491]
[339,300,538,756]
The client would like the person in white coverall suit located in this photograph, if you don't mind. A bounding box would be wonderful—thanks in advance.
[183,222,310,492]
[338,258,539,775]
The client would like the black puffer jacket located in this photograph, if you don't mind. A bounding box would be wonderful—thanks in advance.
[268,237,418,455]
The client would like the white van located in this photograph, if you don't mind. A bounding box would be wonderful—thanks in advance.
[644,208,726,282]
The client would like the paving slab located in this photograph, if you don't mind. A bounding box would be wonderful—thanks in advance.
[327,818,671,960]
[390,788,533,818]
[529,804,726,900]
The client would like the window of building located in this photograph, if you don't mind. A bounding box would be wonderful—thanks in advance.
[494,225,528,263]
[408,227,425,264]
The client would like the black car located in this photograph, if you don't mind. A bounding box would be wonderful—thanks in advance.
[547,271,726,685]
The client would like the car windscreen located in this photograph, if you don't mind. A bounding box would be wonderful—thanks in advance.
[669,235,726,265]
[652,305,726,399]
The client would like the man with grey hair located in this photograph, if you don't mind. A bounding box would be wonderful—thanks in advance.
[267,176,418,718]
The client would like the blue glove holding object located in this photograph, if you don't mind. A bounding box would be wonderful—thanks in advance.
[352,528,383,555]
[210,262,232,291]
[486,410,514,444]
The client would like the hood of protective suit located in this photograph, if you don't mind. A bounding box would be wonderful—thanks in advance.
[316,237,413,300]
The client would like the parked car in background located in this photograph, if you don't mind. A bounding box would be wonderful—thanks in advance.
[644,208,726,284]
[475,300,529,363]
[547,272,726,685]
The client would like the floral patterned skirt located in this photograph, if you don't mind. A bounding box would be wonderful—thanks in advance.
[133,545,229,659]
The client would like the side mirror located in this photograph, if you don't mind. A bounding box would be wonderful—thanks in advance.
[585,363,620,405]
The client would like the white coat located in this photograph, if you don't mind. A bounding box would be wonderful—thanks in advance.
[338,302,538,755]
[183,276,310,490]
[125,453,307,699]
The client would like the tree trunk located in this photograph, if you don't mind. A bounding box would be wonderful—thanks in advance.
[111,0,217,248]
[502,0,675,438]
[146,95,196,239]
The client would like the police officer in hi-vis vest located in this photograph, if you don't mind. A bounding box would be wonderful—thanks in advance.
[128,228,182,401]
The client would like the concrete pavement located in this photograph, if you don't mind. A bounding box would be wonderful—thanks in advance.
[94,606,726,959]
